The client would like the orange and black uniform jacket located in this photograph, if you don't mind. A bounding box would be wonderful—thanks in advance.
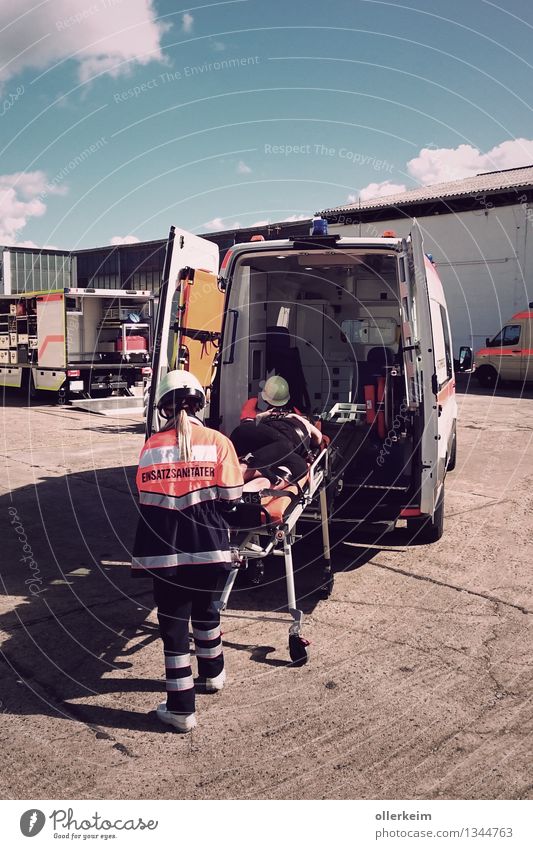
[131,417,243,577]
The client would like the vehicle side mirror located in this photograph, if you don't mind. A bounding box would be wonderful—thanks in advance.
[485,337,491,347]
[458,346,472,371]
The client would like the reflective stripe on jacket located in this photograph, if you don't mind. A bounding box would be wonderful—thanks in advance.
[131,417,243,576]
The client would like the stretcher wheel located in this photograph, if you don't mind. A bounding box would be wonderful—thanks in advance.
[289,634,310,666]
[247,561,265,585]
[317,569,334,599]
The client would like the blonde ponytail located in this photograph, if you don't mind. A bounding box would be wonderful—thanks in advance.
[175,407,192,461]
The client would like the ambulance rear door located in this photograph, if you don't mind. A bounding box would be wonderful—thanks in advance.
[36,292,66,369]
[405,221,439,516]
[146,227,221,438]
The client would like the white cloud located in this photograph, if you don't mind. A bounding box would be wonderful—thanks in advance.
[0,171,64,245]
[109,234,141,245]
[14,240,60,249]
[281,214,309,222]
[211,40,226,52]
[251,219,270,226]
[358,181,407,202]
[236,160,252,174]
[203,217,241,231]
[407,138,533,185]
[182,12,194,33]
[0,0,168,88]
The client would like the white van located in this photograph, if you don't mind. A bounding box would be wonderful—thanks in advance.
[210,221,457,542]
[148,221,457,544]
[473,307,533,387]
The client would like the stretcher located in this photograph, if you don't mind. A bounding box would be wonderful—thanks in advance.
[214,448,331,666]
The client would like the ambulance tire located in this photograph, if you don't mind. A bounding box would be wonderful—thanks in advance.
[447,424,457,472]
[476,365,498,389]
[407,487,444,544]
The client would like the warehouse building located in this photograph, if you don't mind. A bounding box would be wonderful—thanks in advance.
[321,165,533,353]
[1,221,311,297]
[72,220,311,291]
[0,246,71,294]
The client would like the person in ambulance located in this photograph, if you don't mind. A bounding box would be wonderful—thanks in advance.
[131,370,243,733]
[231,375,322,484]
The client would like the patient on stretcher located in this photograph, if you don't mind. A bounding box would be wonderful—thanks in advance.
[230,376,322,487]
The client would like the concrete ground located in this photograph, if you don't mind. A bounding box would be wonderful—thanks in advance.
[0,379,531,800]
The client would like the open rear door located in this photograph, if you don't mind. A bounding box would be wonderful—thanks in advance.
[36,293,66,369]
[404,221,439,516]
[146,226,221,438]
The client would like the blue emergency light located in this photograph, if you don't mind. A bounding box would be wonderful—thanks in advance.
[310,216,328,236]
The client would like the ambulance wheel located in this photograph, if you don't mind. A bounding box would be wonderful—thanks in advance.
[289,634,310,666]
[447,425,457,472]
[407,487,444,544]
[476,365,498,389]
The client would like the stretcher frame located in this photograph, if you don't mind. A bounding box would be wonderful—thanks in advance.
[215,448,331,665]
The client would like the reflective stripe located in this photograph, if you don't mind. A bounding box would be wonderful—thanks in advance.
[192,626,220,641]
[191,445,217,461]
[165,654,191,669]
[195,645,223,659]
[139,445,184,468]
[140,441,215,468]
[132,550,232,569]
[218,484,243,500]
[139,487,219,511]
[166,675,194,691]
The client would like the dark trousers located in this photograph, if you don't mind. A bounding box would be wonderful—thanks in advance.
[153,565,224,715]
[230,422,308,480]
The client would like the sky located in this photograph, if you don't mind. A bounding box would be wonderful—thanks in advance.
[1,0,533,249]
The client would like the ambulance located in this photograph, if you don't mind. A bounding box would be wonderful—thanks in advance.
[474,306,533,387]
[147,219,457,544]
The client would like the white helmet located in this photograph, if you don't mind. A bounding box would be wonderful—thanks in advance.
[156,370,206,415]
[261,375,290,407]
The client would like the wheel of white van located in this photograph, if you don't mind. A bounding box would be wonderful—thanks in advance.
[476,365,498,389]
[407,487,445,544]
[447,425,457,472]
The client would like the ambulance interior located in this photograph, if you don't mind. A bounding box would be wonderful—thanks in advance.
[222,249,416,498]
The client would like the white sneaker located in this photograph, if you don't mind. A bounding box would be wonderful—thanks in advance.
[156,703,197,732]
[205,668,226,693]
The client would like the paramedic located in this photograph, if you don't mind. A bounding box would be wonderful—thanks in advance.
[239,374,301,421]
[131,370,243,733]
[231,375,322,483]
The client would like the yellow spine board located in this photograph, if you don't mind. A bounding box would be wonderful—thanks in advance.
[178,270,224,388]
